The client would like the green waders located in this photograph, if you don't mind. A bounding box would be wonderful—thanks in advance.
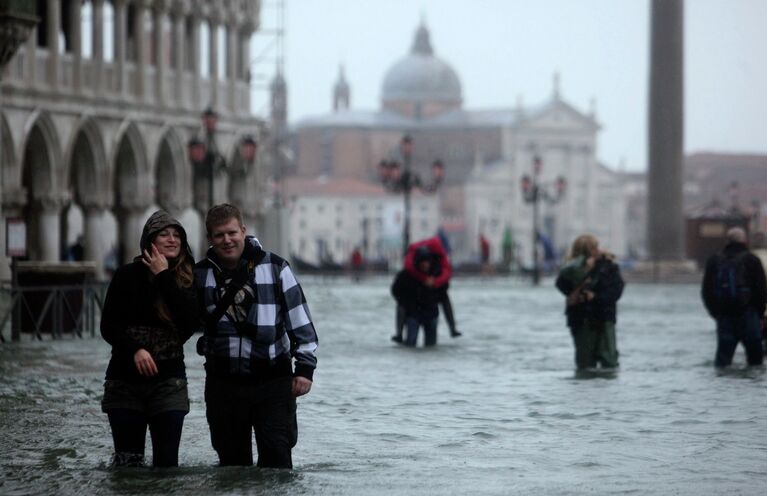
[573,319,619,369]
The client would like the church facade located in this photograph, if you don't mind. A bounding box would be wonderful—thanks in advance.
[291,22,627,266]
[0,0,267,280]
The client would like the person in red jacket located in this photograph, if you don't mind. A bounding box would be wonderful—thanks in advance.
[391,236,462,342]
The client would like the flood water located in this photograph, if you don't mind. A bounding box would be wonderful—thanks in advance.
[1,276,765,495]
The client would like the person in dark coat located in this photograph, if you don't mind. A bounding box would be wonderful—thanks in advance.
[701,227,766,367]
[100,210,198,467]
[556,234,624,370]
[391,246,442,347]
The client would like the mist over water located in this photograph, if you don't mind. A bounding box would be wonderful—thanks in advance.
[1,276,765,495]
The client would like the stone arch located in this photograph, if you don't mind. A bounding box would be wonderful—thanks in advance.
[21,111,66,261]
[112,119,151,264]
[155,126,191,213]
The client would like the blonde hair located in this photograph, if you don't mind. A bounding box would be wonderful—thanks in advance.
[568,234,599,260]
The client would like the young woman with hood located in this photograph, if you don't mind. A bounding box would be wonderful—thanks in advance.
[100,210,199,467]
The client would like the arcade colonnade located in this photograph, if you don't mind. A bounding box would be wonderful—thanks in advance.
[0,0,268,280]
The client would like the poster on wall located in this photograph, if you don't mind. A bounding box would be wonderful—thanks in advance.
[6,218,27,258]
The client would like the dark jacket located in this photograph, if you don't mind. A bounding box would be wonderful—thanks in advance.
[556,255,624,326]
[391,269,441,319]
[101,211,198,382]
[701,241,767,318]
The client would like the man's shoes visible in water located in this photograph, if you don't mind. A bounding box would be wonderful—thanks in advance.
[450,330,462,338]
[391,335,403,343]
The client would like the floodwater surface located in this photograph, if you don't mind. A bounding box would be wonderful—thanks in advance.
[1,276,765,495]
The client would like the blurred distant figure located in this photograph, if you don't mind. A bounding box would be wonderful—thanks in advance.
[391,246,441,347]
[68,235,85,261]
[701,227,766,367]
[479,234,490,265]
[556,235,624,370]
[391,236,461,343]
[350,247,364,281]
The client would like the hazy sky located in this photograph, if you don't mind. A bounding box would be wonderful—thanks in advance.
[250,0,767,172]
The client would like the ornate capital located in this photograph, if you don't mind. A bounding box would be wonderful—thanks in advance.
[1,187,28,214]
[34,191,71,213]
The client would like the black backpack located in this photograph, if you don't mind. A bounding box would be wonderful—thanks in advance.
[714,252,751,313]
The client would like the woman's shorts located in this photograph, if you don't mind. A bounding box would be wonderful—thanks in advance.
[101,378,189,417]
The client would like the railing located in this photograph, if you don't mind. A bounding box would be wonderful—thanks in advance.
[0,283,108,342]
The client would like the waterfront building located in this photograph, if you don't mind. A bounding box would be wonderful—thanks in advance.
[0,0,266,279]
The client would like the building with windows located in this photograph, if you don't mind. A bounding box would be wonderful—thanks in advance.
[0,0,267,279]
[290,21,627,266]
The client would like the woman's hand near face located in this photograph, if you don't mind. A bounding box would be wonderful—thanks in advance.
[142,244,169,275]
[134,349,158,376]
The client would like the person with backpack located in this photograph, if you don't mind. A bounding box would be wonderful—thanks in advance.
[701,227,767,367]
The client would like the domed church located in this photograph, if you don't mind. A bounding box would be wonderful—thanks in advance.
[289,22,627,267]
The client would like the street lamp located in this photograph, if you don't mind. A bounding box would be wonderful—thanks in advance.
[520,155,566,285]
[378,135,445,254]
[187,108,258,212]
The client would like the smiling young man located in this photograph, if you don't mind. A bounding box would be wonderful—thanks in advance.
[195,203,318,468]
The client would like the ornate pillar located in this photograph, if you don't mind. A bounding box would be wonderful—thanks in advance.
[69,0,82,92]
[171,5,186,108]
[208,16,219,107]
[134,0,147,100]
[239,28,252,113]
[152,1,167,105]
[35,194,68,262]
[647,0,684,261]
[82,202,108,279]
[226,22,237,112]
[117,205,148,266]
[46,0,60,88]
[114,0,127,95]
[92,0,104,96]
[190,13,201,107]
[24,26,37,87]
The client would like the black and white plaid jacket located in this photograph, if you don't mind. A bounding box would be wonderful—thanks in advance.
[195,236,318,380]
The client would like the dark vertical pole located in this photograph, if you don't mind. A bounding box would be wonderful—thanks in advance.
[11,257,20,341]
[532,185,540,286]
[648,0,685,264]
[207,129,214,211]
[403,169,411,256]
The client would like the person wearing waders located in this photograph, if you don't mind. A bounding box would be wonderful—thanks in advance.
[195,204,318,468]
[391,246,442,347]
[701,227,766,367]
[391,236,461,343]
[100,210,198,467]
[556,234,623,370]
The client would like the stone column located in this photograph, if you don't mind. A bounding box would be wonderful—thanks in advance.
[24,26,36,87]
[226,23,237,112]
[92,0,104,96]
[134,1,147,100]
[171,8,186,108]
[239,29,251,112]
[190,14,201,107]
[82,203,107,279]
[647,0,684,261]
[114,0,127,95]
[36,195,67,262]
[70,0,83,92]
[208,17,219,107]
[153,2,167,105]
[46,0,60,88]
[117,206,147,266]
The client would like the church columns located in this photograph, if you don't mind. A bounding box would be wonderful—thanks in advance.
[69,0,83,93]
[189,14,201,107]
[114,0,127,95]
[117,206,148,265]
[92,0,105,96]
[171,8,186,108]
[35,194,68,262]
[134,0,148,101]
[226,22,237,112]
[208,17,220,108]
[46,0,61,88]
[647,0,684,261]
[82,203,109,278]
[153,2,167,105]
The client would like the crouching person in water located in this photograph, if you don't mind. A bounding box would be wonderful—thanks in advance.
[100,210,198,467]
[196,204,318,468]
[556,235,624,370]
[391,246,442,347]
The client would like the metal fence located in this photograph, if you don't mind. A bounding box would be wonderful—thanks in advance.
[0,283,108,342]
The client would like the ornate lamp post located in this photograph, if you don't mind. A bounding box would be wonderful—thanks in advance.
[378,135,445,254]
[520,155,566,285]
[187,108,258,213]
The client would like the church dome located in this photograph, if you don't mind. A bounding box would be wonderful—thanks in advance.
[381,23,462,108]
